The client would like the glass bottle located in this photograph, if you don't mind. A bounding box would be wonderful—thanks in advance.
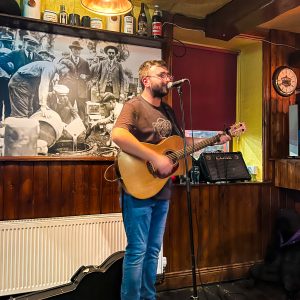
[152,4,162,38]
[123,2,135,34]
[137,3,148,36]
[59,4,67,24]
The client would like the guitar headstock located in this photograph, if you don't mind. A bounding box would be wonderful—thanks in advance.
[226,122,246,137]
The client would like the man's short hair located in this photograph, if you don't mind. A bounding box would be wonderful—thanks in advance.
[138,60,168,89]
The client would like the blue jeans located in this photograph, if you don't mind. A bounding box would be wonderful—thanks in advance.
[121,192,169,300]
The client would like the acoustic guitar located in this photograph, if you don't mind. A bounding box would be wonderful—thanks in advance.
[115,122,246,199]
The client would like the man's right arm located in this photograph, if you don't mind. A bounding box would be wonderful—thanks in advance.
[111,127,173,176]
[0,51,14,74]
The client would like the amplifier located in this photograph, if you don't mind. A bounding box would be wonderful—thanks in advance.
[199,152,251,182]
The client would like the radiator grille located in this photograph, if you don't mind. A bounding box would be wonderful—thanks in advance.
[0,213,126,296]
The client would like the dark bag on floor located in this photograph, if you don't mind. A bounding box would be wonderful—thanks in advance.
[250,209,300,294]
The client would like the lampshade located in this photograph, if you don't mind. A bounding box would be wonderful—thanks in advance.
[81,0,133,16]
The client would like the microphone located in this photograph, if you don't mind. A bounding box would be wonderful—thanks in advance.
[167,78,188,89]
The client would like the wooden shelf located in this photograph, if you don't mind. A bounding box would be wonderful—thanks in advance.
[275,159,300,190]
[0,13,165,49]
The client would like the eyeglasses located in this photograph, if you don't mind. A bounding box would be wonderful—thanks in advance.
[147,73,174,81]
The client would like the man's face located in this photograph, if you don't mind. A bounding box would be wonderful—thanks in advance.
[107,49,116,61]
[71,48,81,58]
[57,94,69,105]
[25,40,38,52]
[145,66,173,98]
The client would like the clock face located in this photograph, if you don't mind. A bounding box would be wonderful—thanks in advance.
[272,66,298,97]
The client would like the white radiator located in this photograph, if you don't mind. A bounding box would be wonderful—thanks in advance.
[0,213,127,296]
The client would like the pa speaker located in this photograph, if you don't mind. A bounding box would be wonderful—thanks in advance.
[199,152,251,182]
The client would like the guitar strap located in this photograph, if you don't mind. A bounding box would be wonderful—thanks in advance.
[161,102,184,138]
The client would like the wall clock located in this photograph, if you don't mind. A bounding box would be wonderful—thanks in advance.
[272,66,298,97]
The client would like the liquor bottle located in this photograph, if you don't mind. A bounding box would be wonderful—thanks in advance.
[59,4,67,24]
[137,3,148,36]
[123,2,135,34]
[152,4,162,38]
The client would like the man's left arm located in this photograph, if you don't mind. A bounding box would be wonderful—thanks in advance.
[186,132,231,146]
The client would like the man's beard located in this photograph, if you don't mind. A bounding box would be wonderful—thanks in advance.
[152,86,168,98]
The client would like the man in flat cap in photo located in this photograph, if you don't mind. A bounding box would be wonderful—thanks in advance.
[62,40,90,122]
[93,44,125,102]
[0,34,42,75]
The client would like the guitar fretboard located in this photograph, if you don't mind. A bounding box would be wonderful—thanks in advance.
[167,134,221,161]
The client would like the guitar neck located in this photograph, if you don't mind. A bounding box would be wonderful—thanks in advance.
[169,134,221,161]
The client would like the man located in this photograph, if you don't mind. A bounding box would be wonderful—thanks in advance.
[38,50,55,62]
[0,35,42,75]
[64,40,90,121]
[112,60,230,300]
[0,34,14,122]
[93,45,125,101]
[8,59,74,118]
[48,84,78,124]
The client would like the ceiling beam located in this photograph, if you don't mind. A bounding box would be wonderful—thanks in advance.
[205,0,300,40]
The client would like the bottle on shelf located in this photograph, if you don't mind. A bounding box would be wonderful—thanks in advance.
[151,4,162,38]
[59,4,67,24]
[107,16,120,32]
[23,0,41,20]
[123,2,135,34]
[137,3,148,36]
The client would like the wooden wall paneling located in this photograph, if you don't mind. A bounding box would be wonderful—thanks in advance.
[278,188,298,209]
[205,185,222,268]
[87,162,102,215]
[19,162,34,219]
[262,38,273,182]
[3,162,20,220]
[195,184,212,269]
[216,184,262,267]
[275,159,300,190]
[269,30,298,159]
[74,162,90,215]
[61,162,76,216]
[100,163,120,214]
[48,161,63,217]
[164,185,189,273]
[33,162,49,218]
[161,183,272,291]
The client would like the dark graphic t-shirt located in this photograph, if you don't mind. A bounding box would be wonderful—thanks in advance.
[114,95,180,199]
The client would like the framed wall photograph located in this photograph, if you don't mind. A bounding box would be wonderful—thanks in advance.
[0,25,161,159]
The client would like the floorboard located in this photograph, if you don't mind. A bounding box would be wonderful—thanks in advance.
[157,280,300,300]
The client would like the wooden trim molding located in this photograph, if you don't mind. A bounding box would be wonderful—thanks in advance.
[157,260,263,291]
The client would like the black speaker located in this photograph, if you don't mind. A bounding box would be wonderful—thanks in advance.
[199,152,251,182]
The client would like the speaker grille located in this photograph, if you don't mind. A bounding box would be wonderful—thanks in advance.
[199,152,251,182]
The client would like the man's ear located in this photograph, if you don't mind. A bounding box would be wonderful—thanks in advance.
[142,77,149,88]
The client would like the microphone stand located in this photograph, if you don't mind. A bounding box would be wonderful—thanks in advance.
[176,85,198,299]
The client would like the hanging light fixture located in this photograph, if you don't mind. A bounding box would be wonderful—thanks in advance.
[80,0,132,16]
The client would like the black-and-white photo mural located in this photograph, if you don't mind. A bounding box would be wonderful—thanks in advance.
[0,26,161,157]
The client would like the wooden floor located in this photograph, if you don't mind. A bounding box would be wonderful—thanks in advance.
[157,280,300,300]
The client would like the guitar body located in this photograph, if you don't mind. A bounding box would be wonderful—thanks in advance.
[116,136,192,199]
